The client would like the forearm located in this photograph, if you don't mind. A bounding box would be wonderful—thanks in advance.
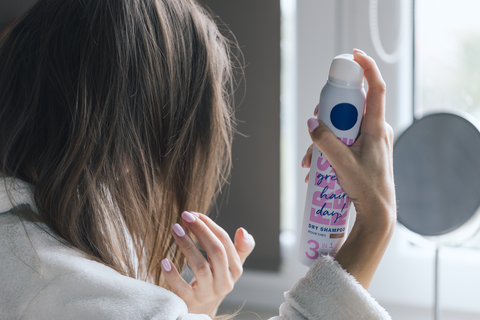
[334,206,396,290]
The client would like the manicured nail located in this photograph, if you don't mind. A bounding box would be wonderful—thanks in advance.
[314,104,319,116]
[190,211,200,218]
[353,48,366,55]
[182,211,196,223]
[240,227,249,240]
[162,259,172,272]
[173,223,185,237]
[301,155,306,167]
[307,118,319,132]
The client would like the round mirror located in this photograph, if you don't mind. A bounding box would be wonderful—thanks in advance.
[394,111,480,247]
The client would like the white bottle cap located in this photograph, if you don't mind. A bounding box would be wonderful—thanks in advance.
[327,54,364,87]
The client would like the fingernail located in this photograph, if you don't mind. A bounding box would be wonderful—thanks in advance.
[314,104,319,115]
[307,118,319,132]
[190,211,200,218]
[240,227,249,240]
[162,259,172,272]
[354,48,366,55]
[182,211,196,223]
[173,223,185,237]
[301,155,305,167]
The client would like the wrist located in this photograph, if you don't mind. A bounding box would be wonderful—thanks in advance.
[347,216,395,253]
[353,200,397,236]
[334,205,396,289]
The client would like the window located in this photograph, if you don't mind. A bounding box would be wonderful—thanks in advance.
[416,0,480,121]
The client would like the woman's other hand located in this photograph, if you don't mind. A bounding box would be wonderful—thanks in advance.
[302,49,396,289]
[161,211,255,317]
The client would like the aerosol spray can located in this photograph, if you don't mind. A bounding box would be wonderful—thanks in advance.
[299,54,366,267]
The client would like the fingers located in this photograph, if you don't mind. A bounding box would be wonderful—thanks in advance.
[307,118,353,173]
[195,213,241,279]
[197,213,255,280]
[180,212,229,281]
[233,227,255,265]
[165,211,255,299]
[302,103,320,170]
[301,144,314,169]
[301,103,321,171]
[161,258,193,298]
[171,222,213,290]
[353,49,387,132]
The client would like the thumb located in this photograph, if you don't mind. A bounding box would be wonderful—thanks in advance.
[307,118,353,172]
[234,227,255,264]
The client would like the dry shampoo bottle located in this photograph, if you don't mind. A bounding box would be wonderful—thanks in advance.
[299,54,366,267]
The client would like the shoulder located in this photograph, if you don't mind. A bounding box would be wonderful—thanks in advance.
[0,214,196,320]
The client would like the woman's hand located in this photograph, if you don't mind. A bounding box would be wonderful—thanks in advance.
[161,211,255,317]
[302,49,396,289]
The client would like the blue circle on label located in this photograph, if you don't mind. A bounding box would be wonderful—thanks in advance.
[330,103,358,131]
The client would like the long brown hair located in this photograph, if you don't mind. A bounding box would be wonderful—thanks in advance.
[0,0,235,290]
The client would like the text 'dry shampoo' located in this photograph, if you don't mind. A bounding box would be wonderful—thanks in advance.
[299,54,366,267]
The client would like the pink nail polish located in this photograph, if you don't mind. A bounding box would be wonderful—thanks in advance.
[182,211,196,223]
[240,227,249,240]
[172,223,185,237]
[301,155,306,167]
[354,48,366,55]
[307,118,319,132]
[190,211,200,218]
[162,259,172,272]
[314,104,319,115]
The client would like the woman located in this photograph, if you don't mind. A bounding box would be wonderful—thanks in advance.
[0,0,395,319]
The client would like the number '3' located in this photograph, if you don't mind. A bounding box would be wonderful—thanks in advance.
[305,239,319,260]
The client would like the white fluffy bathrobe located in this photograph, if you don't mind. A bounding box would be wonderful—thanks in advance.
[0,177,391,320]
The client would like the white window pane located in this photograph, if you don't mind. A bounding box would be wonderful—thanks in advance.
[416,0,480,120]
